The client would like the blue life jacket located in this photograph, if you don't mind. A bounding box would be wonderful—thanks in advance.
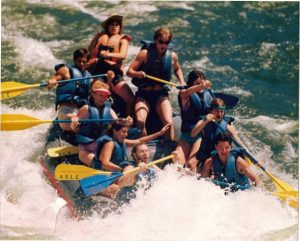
[179,89,213,132]
[198,116,235,155]
[55,64,91,109]
[132,40,173,88]
[95,135,128,166]
[211,148,250,191]
[76,102,112,144]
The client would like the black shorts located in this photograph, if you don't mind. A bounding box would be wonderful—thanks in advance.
[135,89,169,109]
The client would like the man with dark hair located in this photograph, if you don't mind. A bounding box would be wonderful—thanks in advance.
[47,48,91,132]
[201,132,260,191]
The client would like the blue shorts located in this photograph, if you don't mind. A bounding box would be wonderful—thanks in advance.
[91,158,102,170]
[180,132,202,145]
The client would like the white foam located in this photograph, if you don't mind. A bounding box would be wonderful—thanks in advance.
[244,115,298,135]
[15,37,63,69]
[1,105,297,240]
[0,105,63,232]
[184,57,238,76]
[55,166,297,241]
[222,86,252,97]
[160,2,195,11]
[258,42,278,70]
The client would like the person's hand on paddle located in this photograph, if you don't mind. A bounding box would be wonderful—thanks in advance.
[205,113,215,123]
[106,70,115,87]
[171,150,182,164]
[47,77,58,90]
[203,80,212,89]
[136,71,146,79]
[70,115,80,133]
[138,162,147,172]
[125,116,133,126]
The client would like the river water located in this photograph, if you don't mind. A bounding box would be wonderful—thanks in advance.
[1,1,298,240]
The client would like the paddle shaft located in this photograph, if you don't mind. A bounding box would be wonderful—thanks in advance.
[1,74,107,93]
[2,118,114,124]
[146,75,178,87]
[146,75,239,108]
[123,155,174,176]
[0,113,114,131]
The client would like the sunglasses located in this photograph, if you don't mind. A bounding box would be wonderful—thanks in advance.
[158,39,170,45]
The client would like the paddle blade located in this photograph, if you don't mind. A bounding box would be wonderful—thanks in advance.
[48,146,79,157]
[0,114,48,131]
[54,164,111,180]
[213,92,239,109]
[80,172,123,196]
[265,170,296,193]
[273,191,298,209]
[1,82,39,100]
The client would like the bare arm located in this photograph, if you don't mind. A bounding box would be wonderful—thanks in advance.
[47,66,70,90]
[100,141,123,171]
[190,114,214,137]
[125,124,171,146]
[236,156,260,186]
[200,157,213,178]
[227,124,249,152]
[87,32,101,58]
[126,50,147,79]
[172,52,185,85]
[180,80,212,99]
[110,108,118,120]
[108,39,129,60]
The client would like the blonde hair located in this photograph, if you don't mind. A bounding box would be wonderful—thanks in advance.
[154,27,172,41]
[90,79,110,92]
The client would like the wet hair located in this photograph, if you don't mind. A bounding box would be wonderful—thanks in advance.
[187,70,206,87]
[210,98,226,110]
[131,143,147,162]
[104,19,122,34]
[106,119,131,136]
[73,48,88,61]
[153,27,172,41]
[215,132,232,145]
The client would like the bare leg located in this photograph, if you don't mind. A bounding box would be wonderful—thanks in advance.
[174,139,192,165]
[135,97,150,136]
[100,184,120,199]
[188,138,201,160]
[112,81,135,116]
[156,97,174,141]
[187,156,199,173]
[78,150,94,166]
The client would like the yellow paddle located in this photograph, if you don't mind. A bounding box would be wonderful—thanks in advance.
[55,164,112,181]
[145,75,181,88]
[245,156,297,208]
[1,74,106,100]
[0,114,113,131]
[47,146,79,158]
[213,121,298,208]
[80,155,174,196]
[146,75,239,109]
